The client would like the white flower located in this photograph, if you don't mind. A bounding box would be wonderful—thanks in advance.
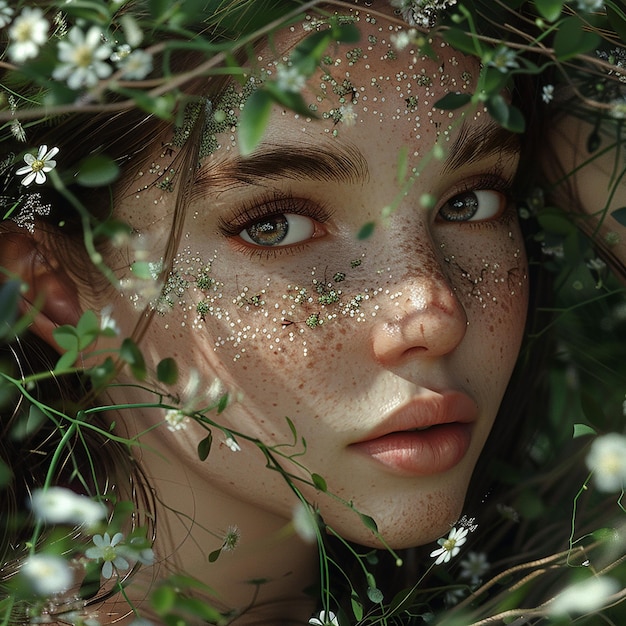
[16,145,59,186]
[164,408,188,432]
[488,46,519,73]
[390,29,416,51]
[309,610,339,626]
[30,486,106,526]
[100,306,120,335]
[576,0,604,11]
[0,1,14,29]
[430,526,469,565]
[225,436,241,452]
[110,43,132,63]
[222,525,240,551]
[22,553,73,596]
[459,551,489,584]
[586,433,626,492]
[53,26,112,90]
[549,576,619,616]
[292,502,318,543]
[542,84,554,104]
[609,97,626,119]
[8,7,48,63]
[119,49,153,80]
[339,104,357,127]
[275,63,307,93]
[85,532,130,579]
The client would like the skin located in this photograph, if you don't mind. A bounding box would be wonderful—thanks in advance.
[74,7,529,623]
[547,114,626,279]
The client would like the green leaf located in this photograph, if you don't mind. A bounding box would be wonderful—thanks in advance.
[311,473,327,492]
[174,596,224,622]
[611,207,626,226]
[0,280,21,340]
[359,512,378,532]
[238,89,274,156]
[607,4,626,45]
[208,548,222,563]
[76,154,120,187]
[0,458,12,488]
[76,309,100,349]
[334,22,361,43]
[11,404,46,441]
[573,423,597,438]
[120,338,146,380]
[198,432,212,461]
[351,594,364,621]
[290,30,333,73]
[433,92,472,111]
[357,221,376,240]
[265,83,314,117]
[486,96,525,133]
[535,0,564,21]
[55,349,78,371]
[53,326,79,352]
[150,585,176,614]
[157,358,179,385]
[554,16,601,61]
[217,393,229,413]
[442,27,480,55]
[367,586,384,603]
[130,260,154,280]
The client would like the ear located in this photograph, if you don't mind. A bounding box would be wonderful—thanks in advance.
[1,230,81,350]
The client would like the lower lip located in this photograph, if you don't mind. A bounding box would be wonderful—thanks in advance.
[351,423,472,476]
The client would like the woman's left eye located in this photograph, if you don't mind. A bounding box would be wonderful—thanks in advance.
[239,213,317,247]
[437,189,507,223]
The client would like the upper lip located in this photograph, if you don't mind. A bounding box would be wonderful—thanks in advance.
[352,390,478,443]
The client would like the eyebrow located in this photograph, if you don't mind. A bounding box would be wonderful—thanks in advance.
[193,119,519,193]
[441,120,521,174]
[194,142,370,191]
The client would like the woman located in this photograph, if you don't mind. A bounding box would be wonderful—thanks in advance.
[0,1,536,624]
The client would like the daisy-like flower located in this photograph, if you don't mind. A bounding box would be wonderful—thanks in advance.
[309,610,339,626]
[221,525,241,552]
[488,45,519,73]
[430,526,469,565]
[585,432,626,492]
[542,84,554,104]
[85,532,130,579]
[0,0,14,29]
[53,26,112,90]
[30,486,106,526]
[119,49,153,80]
[459,551,490,584]
[16,145,59,186]
[8,7,49,63]
[22,553,73,596]
[225,436,241,452]
[275,63,307,93]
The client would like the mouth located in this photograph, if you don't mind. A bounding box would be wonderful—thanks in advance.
[349,391,477,476]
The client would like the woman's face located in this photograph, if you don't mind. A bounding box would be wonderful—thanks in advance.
[100,8,528,548]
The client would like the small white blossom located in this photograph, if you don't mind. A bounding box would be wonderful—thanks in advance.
[16,145,59,186]
[8,7,49,63]
[542,84,554,104]
[576,0,604,11]
[460,551,490,584]
[430,526,469,565]
[587,257,606,272]
[549,576,618,616]
[0,1,14,29]
[488,46,519,73]
[164,409,188,432]
[586,432,626,492]
[53,26,112,90]
[85,532,130,579]
[119,49,153,80]
[110,43,132,63]
[22,554,73,596]
[275,63,307,93]
[309,610,339,626]
[100,306,120,335]
[292,502,318,543]
[224,436,241,452]
[390,29,416,51]
[609,97,626,119]
[339,104,357,127]
[221,525,240,551]
[30,486,106,526]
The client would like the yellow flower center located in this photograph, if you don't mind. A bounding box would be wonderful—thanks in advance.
[30,158,45,172]
[442,538,456,552]
[15,22,34,43]
[73,45,94,68]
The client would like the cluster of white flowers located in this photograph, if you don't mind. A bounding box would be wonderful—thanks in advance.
[30,486,107,526]
[390,0,458,27]
[164,408,189,432]
[3,4,153,90]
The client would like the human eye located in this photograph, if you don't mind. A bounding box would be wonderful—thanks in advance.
[218,195,330,251]
[437,178,510,223]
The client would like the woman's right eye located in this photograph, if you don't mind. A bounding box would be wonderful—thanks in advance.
[238,213,319,248]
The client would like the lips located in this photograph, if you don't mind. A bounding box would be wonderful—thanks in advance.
[349,390,478,476]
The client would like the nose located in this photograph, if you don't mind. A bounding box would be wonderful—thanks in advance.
[371,261,468,366]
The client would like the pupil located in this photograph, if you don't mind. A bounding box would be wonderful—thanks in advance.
[246,215,289,246]
[446,192,478,221]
